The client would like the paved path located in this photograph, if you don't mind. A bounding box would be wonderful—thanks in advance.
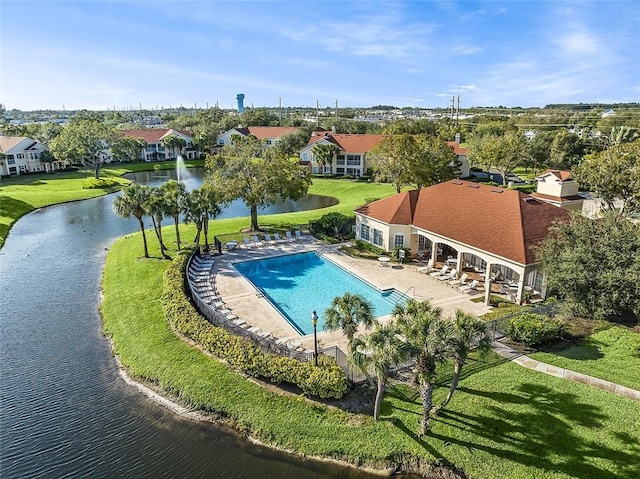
[492,340,640,403]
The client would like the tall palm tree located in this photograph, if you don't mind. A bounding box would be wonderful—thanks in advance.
[324,292,375,344]
[350,320,410,420]
[439,310,491,410]
[160,179,186,250]
[393,299,453,435]
[144,187,171,259]
[113,183,151,258]
[312,142,338,177]
[182,184,221,250]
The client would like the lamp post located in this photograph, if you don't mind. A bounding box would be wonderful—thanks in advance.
[311,310,319,366]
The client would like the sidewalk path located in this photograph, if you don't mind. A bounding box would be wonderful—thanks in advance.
[492,341,640,403]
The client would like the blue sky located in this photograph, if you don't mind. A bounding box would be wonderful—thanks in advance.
[2,1,639,110]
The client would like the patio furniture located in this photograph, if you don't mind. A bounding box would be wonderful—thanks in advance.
[226,241,238,251]
[378,256,391,267]
[252,235,264,247]
[429,265,448,277]
[436,268,457,282]
[274,233,286,243]
[264,234,276,245]
[416,259,434,274]
[445,257,458,267]
[447,272,468,288]
[243,237,252,248]
[295,230,303,240]
[458,280,479,293]
[285,231,294,242]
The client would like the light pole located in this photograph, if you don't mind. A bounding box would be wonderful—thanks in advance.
[311,310,319,366]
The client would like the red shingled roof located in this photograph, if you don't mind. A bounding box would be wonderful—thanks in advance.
[355,180,571,265]
[121,129,191,143]
[244,126,299,140]
[538,169,573,181]
[306,133,386,152]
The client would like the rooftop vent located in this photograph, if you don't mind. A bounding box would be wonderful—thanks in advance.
[491,189,504,194]
[452,181,463,185]
[467,184,480,189]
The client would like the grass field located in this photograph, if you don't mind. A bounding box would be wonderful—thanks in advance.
[102,220,640,478]
[530,327,640,391]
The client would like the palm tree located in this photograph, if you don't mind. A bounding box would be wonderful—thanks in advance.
[113,183,151,258]
[350,320,410,420]
[162,134,187,159]
[324,293,375,344]
[393,299,453,435]
[160,180,186,250]
[144,187,170,259]
[182,184,221,250]
[312,142,338,177]
[439,310,491,410]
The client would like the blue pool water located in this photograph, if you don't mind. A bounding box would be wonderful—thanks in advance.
[234,251,406,335]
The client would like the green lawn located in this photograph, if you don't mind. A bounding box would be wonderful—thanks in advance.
[102,221,640,478]
[530,327,640,391]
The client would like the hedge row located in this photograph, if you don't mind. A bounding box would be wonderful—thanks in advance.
[506,313,567,346]
[162,252,348,399]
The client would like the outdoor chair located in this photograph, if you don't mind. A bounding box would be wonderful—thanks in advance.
[429,265,448,278]
[285,231,294,242]
[252,235,264,247]
[458,280,479,293]
[243,237,252,248]
[436,268,457,282]
[447,273,468,288]
[416,259,434,274]
[274,233,286,243]
[295,230,303,240]
[264,234,276,245]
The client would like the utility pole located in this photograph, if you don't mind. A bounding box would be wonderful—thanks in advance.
[316,100,320,125]
[450,96,455,120]
[279,97,282,123]
[456,95,460,126]
[335,100,338,118]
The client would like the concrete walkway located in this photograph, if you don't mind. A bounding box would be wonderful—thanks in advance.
[492,340,640,403]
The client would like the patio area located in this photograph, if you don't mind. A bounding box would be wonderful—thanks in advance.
[207,237,492,354]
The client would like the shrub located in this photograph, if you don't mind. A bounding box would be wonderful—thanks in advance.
[162,252,347,399]
[506,313,567,346]
[82,177,120,189]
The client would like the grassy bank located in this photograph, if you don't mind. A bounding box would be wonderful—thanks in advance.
[530,327,640,390]
[0,159,204,248]
[103,219,640,478]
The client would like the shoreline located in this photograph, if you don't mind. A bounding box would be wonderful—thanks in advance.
[112,352,398,477]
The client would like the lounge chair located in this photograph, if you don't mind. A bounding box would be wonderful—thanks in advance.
[243,237,252,248]
[252,235,264,247]
[458,280,479,293]
[447,273,468,288]
[416,259,434,274]
[274,233,286,243]
[264,234,276,245]
[436,268,457,282]
[294,230,303,240]
[285,231,294,242]
[429,265,448,278]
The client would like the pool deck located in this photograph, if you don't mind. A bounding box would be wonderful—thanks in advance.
[212,237,492,354]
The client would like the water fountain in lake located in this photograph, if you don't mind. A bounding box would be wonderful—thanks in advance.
[175,155,192,183]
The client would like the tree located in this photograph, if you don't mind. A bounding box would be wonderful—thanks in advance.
[312,142,339,177]
[274,127,313,157]
[182,184,222,250]
[324,292,375,344]
[163,134,187,159]
[412,135,459,189]
[392,299,453,435]
[49,120,119,178]
[145,187,171,259]
[535,215,640,321]
[438,310,490,409]
[207,135,311,231]
[111,135,146,163]
[468,131,526,185]
[573,141,640,216]
[160,180,187,250]
[367,134,415,192]
[113,183,152,258]
[550,130,585,169]
[524,131,554,174]
[350,320,410,420]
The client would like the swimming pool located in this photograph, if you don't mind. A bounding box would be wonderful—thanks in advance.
[234,251,406,335]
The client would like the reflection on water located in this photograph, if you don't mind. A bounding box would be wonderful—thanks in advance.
[125,168,338,219]
[0,193,377,479]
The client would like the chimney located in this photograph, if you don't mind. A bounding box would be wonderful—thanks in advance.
[331,126,337,134]
[454,132,461,144]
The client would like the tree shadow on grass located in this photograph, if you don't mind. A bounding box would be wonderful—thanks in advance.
[429,383,639,479]
[0,195,32,221]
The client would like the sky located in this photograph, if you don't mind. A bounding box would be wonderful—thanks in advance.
[2,0,639,111]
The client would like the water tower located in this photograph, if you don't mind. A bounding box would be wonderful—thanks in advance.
[236,93,245,114]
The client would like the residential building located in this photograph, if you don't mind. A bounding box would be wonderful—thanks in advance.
[300,133,469,178]
[0,136,51,175]
[216,126,300,147]
[531,170,585,211]
[119,129,196,162]
[354,179,571,304]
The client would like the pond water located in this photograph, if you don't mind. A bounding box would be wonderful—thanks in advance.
[0,190,379,478]
[125,167,338,219]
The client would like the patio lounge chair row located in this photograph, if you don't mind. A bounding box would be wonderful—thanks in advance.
[242,230,304,249]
